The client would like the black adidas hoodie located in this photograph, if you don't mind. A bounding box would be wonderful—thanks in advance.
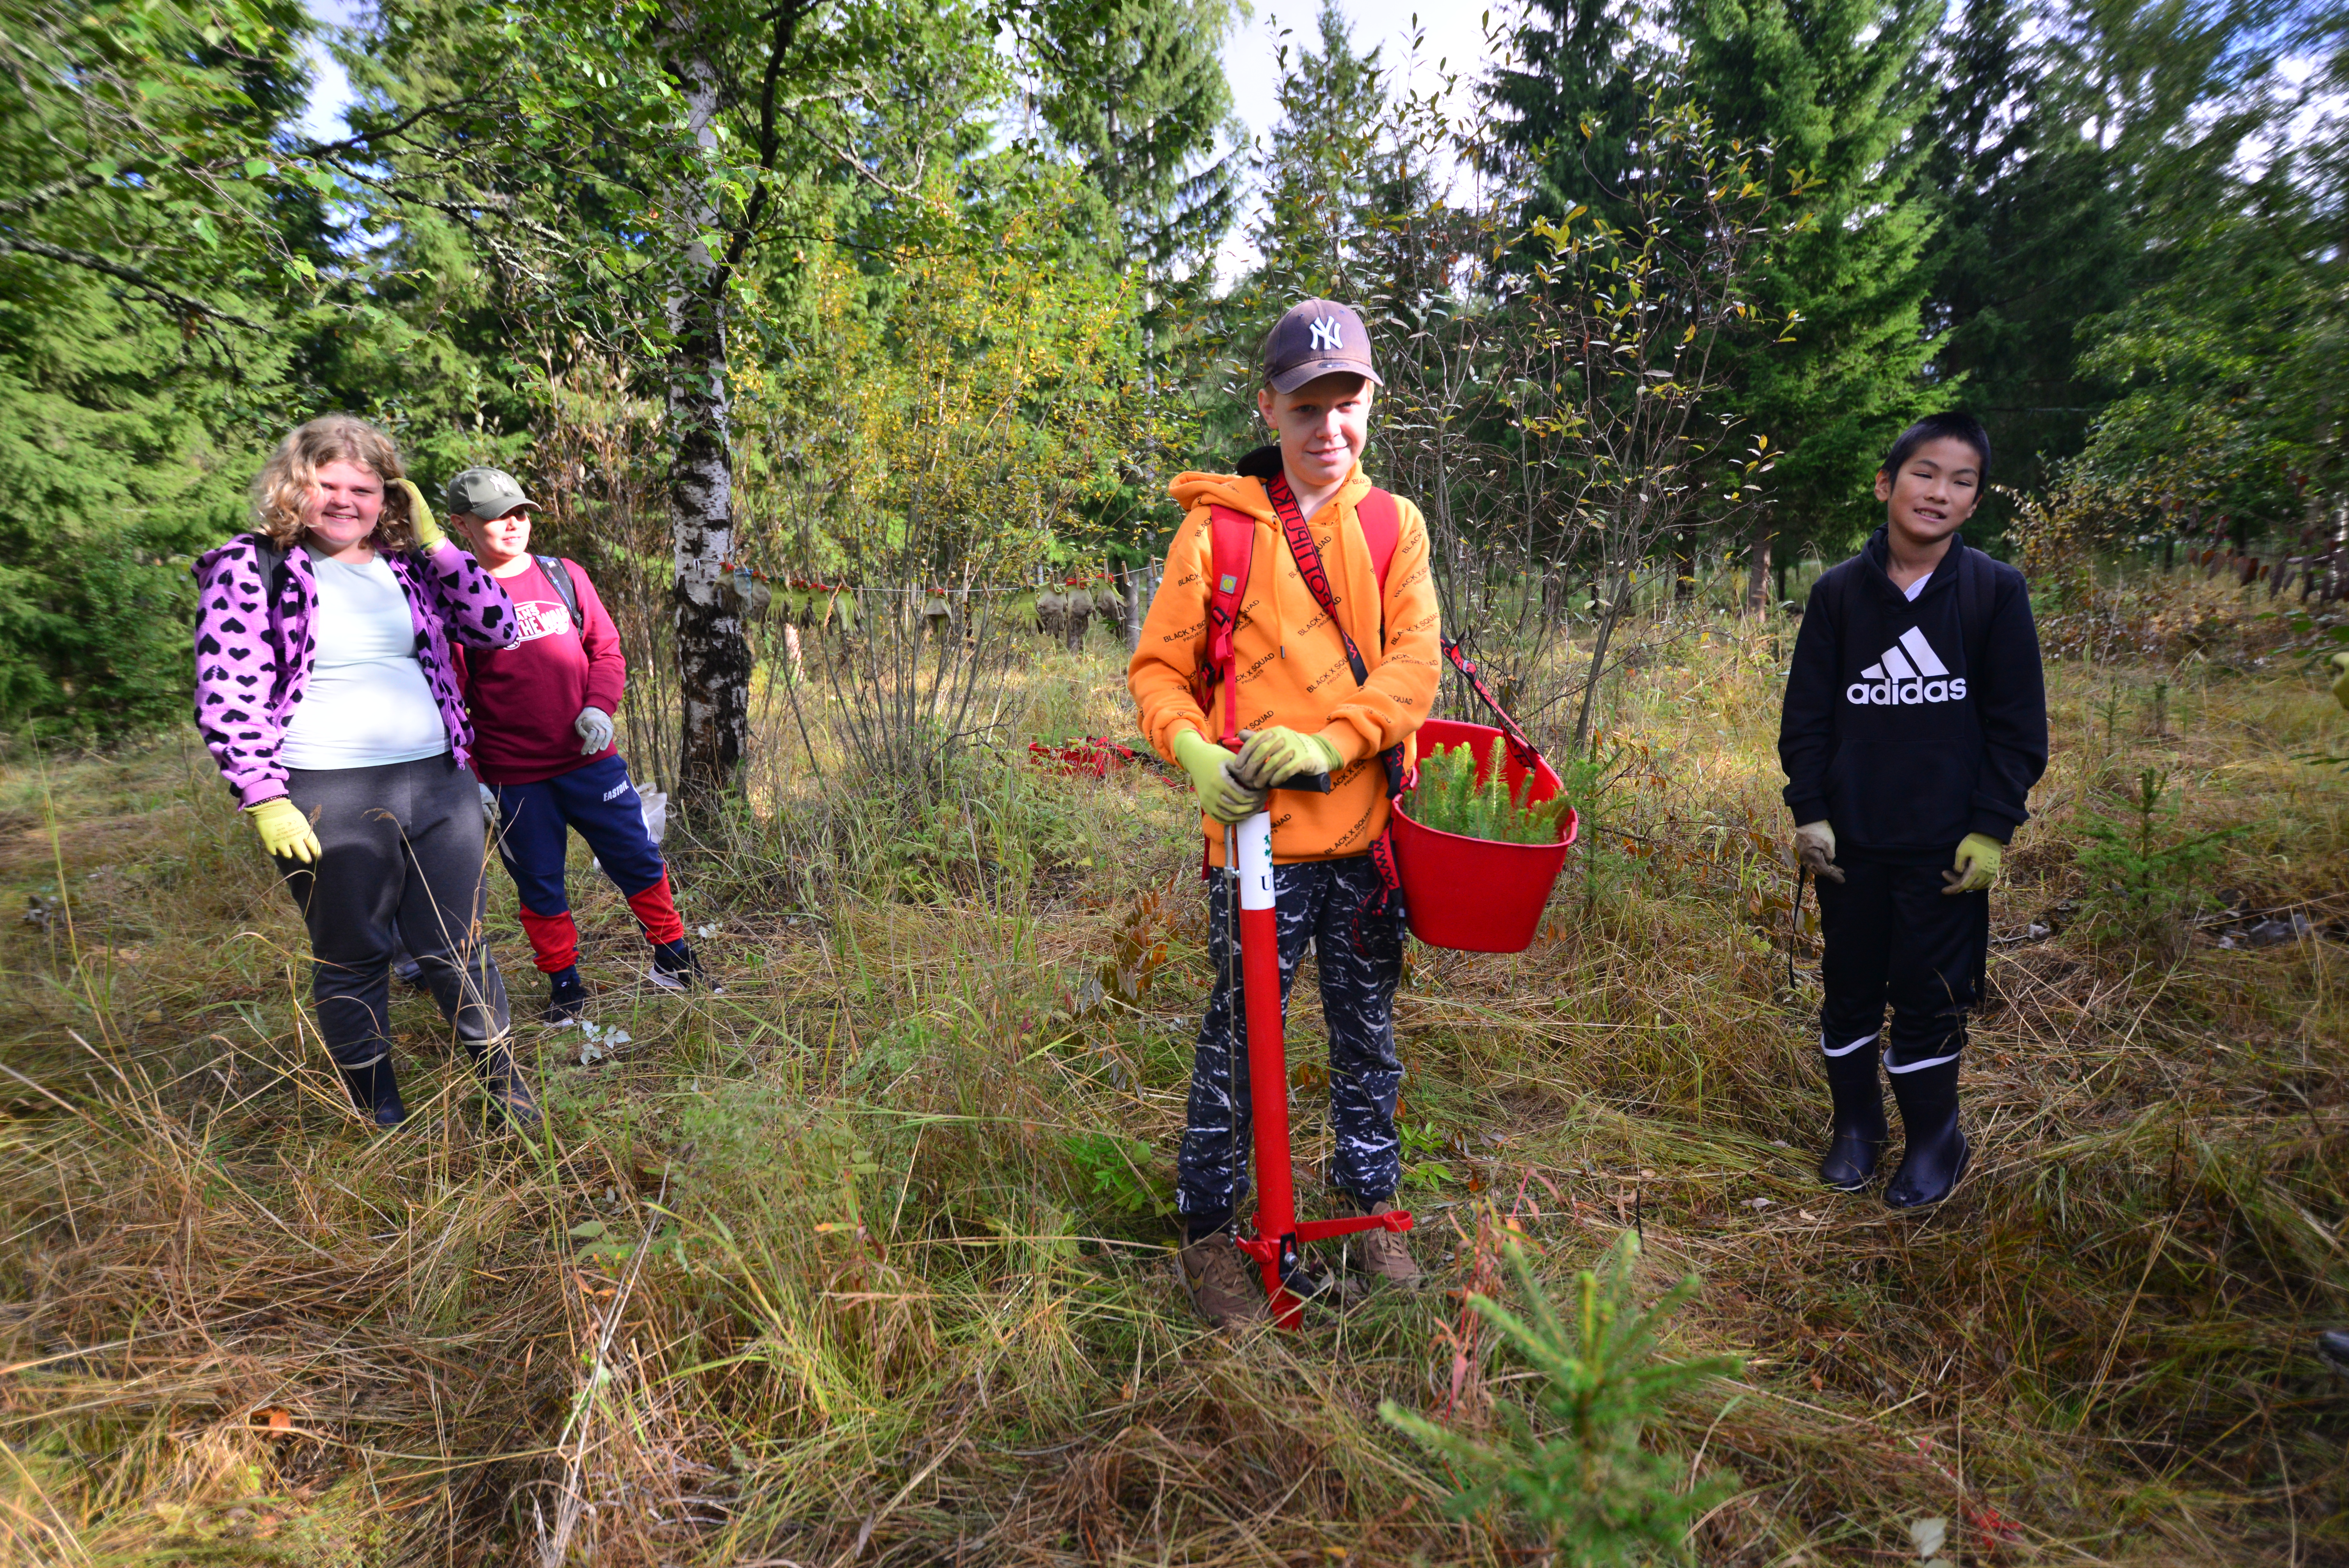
[1779,529,2048,861]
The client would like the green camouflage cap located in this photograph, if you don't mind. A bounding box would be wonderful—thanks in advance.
[445,467,537,519]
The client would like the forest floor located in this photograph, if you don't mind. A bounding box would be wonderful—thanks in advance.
[3,599,2346,1566]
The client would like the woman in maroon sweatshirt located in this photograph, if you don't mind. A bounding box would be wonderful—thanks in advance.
[444,467,710,1022]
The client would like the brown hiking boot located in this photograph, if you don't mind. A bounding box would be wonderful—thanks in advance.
[1176,1234,1267,1328]
[1338,1195,1422,1287]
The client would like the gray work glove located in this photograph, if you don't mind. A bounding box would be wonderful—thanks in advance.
[574,706,615,755]
[1794,820,1844,884]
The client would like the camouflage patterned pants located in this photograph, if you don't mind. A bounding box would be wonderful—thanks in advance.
[1175,853,1406,1221]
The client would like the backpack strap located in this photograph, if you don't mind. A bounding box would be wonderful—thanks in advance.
[1192,505,1258,747]
[535,554,582,627]
[1955,542,1995,671]
[244,535,288,596]
[1188,481,1403,751]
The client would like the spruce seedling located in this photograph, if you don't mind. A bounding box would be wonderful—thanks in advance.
[1406,739,1572,845]
[2078,766,2239,947]
[1380,1232,1742,1565]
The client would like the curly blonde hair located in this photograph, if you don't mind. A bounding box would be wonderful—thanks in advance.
[249,414,420,552]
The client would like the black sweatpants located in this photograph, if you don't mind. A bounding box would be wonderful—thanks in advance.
[275,754,510,1071]
[1175,853,1406,1221]
[1815,857,1987,1076]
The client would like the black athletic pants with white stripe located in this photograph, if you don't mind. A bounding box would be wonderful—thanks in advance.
[1814,857,1988,1076]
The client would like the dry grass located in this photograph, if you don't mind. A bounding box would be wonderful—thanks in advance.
[2,580,2345,1566]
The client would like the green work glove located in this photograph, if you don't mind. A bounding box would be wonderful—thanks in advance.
[1943,832,2002,894]
[395,477,447,552]
[1793,820,1843,884]
[248,796,322,864]
[1172,728,1266,825]
[1230,726,1344,790]
[2329,652,2349,712]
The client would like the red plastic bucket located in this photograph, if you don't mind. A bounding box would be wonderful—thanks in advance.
[1391,718,1579,953]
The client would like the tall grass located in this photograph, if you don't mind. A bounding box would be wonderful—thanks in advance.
[2,566,2344,1563]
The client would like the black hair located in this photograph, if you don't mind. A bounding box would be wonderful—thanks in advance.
[1882,412,1991,481]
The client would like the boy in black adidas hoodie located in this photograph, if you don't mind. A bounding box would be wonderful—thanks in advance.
[1779,413,2047,1209]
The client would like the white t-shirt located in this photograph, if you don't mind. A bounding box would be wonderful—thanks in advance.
[1903,572,1929,601]
[278,551,450,770]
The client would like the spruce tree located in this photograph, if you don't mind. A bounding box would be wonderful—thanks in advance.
[1249,0,1389,304]
[1485,0,1659,229]
[1679,0,1944,588]
[1027,0,1244,282]
[1919,0,2137,524]
[1921,0,2297,540]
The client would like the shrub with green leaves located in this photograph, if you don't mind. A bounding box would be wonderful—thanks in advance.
[1380,1233,1742,1566]
[1405,737,1573,844]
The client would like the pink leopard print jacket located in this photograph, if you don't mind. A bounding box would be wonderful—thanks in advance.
[192,534,519,807]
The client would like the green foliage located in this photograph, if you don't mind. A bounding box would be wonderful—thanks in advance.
[1406,738,1575,845]
[1063,1132,1170,1220]
[1918,0,2142,519]
[1380,1232,1742,1564]
[1679,0,1945,556]
[2077,766,2241,945]
[1488,0,1661,232]
[1022,0,1243,283]
[0,269,249,736]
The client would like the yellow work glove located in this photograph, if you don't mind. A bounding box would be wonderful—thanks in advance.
[1172,728,1266,825]
[1793,820,1844,884]
[248,796,322,864]
[1230,726,1345,790]
[394,477,447,551]
[2329,652,2349,711]
[1943,832,2002,894]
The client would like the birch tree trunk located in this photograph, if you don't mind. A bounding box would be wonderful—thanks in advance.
[662,5,750,815]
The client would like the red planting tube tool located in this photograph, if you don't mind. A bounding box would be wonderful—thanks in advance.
[1223,771,1413,1329]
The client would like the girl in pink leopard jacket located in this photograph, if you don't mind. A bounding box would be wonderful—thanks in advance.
[191,415,532,1130]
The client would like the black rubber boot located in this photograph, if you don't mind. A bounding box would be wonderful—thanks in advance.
[1818,1042,1888,1192]
[338,1059,407,1128]
[1884,1057,1968,1209]
[543,965,589,1025]
[467,1037,541,1131]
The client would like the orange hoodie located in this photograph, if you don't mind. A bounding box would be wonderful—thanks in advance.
[1130,463,1441,866]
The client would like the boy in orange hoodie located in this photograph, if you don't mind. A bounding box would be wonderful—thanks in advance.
[1129,299,1441,1327]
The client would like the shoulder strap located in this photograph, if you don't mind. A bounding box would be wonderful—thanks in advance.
[536,554,581,625]
[251,537,286,593]
[1265,472,1374,688]
[1956,543,1994,668]
[1198,506,1257,747]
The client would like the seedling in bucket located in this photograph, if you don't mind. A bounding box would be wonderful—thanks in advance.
[1406,737,1577,844]
[1388,646,1582,954]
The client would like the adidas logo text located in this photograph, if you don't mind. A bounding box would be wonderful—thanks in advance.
[1846,627,1967,706]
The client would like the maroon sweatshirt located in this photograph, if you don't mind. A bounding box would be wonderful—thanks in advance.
[454,557,626,785]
